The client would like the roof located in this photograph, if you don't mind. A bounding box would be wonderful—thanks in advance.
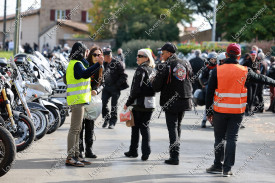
[39,19,90,37]
[0,9,40,22]
[57,19,89,33]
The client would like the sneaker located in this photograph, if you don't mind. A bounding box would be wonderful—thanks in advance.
[164,158,179,165]
[223,170,233,177]
[206,164,222,174]
[124,151,138,158]
[65,157,85,167]
[201,120,206,128]
[108,125,114,129]
[102,122,108,128]
[141,154,149,161]
[77,157,92,165]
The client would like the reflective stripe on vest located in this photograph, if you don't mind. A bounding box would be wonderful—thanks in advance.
[214,64,248,114]
[67,81,91,89]
[66,60,91,106]
[214,103,247,108]
[215,91,247,98]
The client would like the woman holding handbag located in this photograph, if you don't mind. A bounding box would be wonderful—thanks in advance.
[123,49,156,161]
[79,46,105,159]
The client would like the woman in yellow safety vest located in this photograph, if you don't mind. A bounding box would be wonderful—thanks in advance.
[65,42,103,167]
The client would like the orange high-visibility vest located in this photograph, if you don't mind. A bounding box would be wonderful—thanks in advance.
[214,64,248,114]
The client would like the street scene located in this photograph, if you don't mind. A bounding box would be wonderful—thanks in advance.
[0,0,275,182]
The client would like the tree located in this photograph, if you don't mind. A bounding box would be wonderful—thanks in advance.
[186,0,214,27]
[216,0,274,42]
[89,0,194,47]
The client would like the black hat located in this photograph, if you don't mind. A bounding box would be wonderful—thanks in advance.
[103,47,112,55]
[161,42,177,53]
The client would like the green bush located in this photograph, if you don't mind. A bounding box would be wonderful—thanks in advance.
[121,39,165,68]
[0,51,13,59]
[177,44,227,55]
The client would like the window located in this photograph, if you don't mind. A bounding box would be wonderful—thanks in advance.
[86,11,92,23]
[55,10,66,20]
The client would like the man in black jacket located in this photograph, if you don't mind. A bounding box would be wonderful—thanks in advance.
[152,42,193,165]
[242,51,260,115]
[102,48,128,129]
[189,49,206,93]
[205,43,275,177]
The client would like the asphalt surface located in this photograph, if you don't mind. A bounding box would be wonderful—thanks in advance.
[1,69,275,183]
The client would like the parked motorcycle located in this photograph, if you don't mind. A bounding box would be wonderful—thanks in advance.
[0,69,35,152]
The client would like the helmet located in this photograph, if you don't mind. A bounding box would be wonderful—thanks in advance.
[207,52,218,60]
[217,52,226,65]
[201,53,208,59]
[193,89,205,106]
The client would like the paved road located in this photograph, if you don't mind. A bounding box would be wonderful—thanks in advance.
[1,69,275,183]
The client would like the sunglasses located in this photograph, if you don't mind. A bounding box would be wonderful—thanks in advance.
[137,54,147,58]
[161,51,167,55]
[92,53,101,57]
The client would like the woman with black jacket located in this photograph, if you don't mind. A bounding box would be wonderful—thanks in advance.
[123,49,156,161]
[79,46,105,159]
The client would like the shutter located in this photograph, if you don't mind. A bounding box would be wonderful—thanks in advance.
[66,10,71,20]
[50,9,55,21]
[81,11,87,22]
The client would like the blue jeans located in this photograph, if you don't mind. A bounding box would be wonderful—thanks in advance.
[213,112,243,172]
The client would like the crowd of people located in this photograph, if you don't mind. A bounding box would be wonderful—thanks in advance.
[189,46,275,128]
[64,41,275,178]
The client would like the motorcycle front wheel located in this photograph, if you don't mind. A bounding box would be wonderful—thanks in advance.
[31,110,49,140]
[0,125,16,177]
[46,106,61,134]
[12,114,35,152]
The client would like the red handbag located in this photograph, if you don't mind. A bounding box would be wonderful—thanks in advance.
[120,109,132,122]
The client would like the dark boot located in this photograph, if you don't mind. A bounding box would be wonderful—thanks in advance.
[85,120,97,158]
[165,150,179,165]
[124,151,138,158]
[164,157,179,165]
[85,148,97,158]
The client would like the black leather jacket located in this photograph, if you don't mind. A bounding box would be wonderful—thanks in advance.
[126,62,155,111]
[152,54,193,112]
[103,58,128,90]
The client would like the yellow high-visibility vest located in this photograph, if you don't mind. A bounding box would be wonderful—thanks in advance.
[66,60,91,106]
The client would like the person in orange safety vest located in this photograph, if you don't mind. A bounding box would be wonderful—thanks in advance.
[205,43,275,177]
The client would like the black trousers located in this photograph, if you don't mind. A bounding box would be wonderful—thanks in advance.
[102,86,121,126]
[129,109,153,155]
[255,84,264,111]
[213,112,243,172]
[245,83,258,113]
[79,119,94,152]
[165,111,185,159]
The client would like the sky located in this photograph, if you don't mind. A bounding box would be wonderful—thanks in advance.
[0,0,211,31]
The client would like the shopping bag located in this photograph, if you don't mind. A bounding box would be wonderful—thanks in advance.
[120,109,131,122]
[126,110,135,127]
[84,95,102,120]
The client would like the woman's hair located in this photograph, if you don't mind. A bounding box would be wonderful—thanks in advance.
[68,41,88,61]
[87,45,103,66]
[138,49,155,68]
[270,56,275,63]
[87,45,103,87]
